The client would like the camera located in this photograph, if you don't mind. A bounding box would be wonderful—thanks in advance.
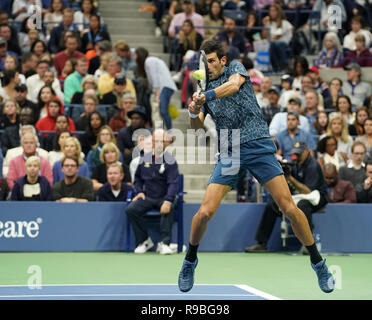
[278,159,296,178]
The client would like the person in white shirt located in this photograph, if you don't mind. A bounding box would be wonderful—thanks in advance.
[135,47,177,130]
[343,15,372,51]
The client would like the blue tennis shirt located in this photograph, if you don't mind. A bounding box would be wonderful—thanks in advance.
[202,60,270,148]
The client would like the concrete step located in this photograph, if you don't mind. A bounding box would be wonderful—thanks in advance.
[107,23,155,35]
[110,34,163,45]
[178,163,216,175]
[105,17,155,29]
[183,174,209,190]
[100,8,153,19]
[100,0,148,10]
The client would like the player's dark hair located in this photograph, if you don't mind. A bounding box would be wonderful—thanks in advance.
[200,39,225,60]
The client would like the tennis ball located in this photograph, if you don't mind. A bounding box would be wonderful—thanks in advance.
[192,69,205,81]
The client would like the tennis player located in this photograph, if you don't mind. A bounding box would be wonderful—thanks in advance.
[178,40,335,293]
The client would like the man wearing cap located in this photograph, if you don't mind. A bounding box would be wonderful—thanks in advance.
[269,97,310,136]
[276,111,316,160]
[261,86,283,125]
[0,36,17,72]
[168,0,204,38]
[117,106,149,166]
[342,62,372,108]
[14,84,37,115]
[246,141,328,253]
[63,57,89,104]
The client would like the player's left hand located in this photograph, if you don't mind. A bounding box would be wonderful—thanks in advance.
[160,201,172,215]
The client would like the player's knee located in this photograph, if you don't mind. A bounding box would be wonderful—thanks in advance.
[279,198,298,221]
[197,208,214,224]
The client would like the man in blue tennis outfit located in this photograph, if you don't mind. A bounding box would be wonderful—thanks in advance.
[178,40,334,294]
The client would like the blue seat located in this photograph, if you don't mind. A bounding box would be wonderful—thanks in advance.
[125,174,185,253]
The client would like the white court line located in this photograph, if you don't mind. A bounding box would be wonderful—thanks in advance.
[0,283,246,287]
[235,285,282,300]
[0,293,256,298]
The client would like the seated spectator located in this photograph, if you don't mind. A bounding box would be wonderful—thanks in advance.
[256,76,272,108]
[88,40,112,76]
[276,111,316,160]
[35,70,65,106]
[11,155,53,201]
[313,31,344,69]
[81,14,110,53]
[342,34,372,68]
[0,23,21,56]
[306,67,330,101]
[52,156,94,202]
[43,0,65,39]
[86,125,116,173]
[291,56,309,92]
[35,97,76,133]
[168,0,205,39]
[63,57,89,104]
[317,135,347,171]
[35,85,55,120]
[108,92,136,132]
[215,17,245,56]
[356,117,372,160]
[176,19,203,59]
[78,110,105,155]
[277,74,297,109]
[14,84,37,113]
[336,95,355,125]
[100,74,130,109]
[0,109,35,155]
[342,63,372,108]
[261,86,283,125]
[39,52,58,76]
[0,99,19,130]
[54,34,85,77]
[0,36,17,72]
[339,140,367,188]
[355,160,372,203]
[97,162,133,201]
[269,97,310,136]
[0,69,19,101]
[114,40,136,78]
[203,0,223,41]
[245,141,328,253]
[125,129,179,255]
[303,90,321,127]
[244,11,260,44]
[262,4,294,71]
[53,136,90,183]
[74,0,98,33]
[324,112,354,158]
[324,77,343,111]
[26,60,63,104]
[3,55,26,84]
[97,53,136,99]
[349,107,370,136]
[117,106,149,167]
[323,163,356,203]
[49,8,79,54]
[312,110,329,137]
[47,128,71,167]
[7,132,52,190]
[343,15,372,52]
[70,74,97,104]
[74,94,99,130]
[30,40,48,59]
[58,57,75,86]
[91,142,130,191]
[20,51,38,79]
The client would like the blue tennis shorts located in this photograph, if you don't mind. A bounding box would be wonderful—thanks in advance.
[208,137,284,188]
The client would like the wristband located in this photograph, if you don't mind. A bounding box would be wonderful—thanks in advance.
[188,111,199,118]
[204,89,216,102]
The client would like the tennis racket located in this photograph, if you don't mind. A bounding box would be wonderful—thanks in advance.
[194,50,209,96]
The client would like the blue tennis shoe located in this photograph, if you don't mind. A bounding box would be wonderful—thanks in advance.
[178,258,198,292]
[311,259,335,293]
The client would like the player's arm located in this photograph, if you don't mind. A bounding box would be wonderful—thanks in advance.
[188,98,205,129]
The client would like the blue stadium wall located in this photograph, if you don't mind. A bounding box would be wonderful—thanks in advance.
[0,202,371,253]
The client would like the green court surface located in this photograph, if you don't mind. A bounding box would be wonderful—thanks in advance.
[0,252,370,300]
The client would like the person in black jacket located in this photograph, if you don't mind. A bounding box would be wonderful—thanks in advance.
[11,156,53,201]
[355,160,372,203]
[80,14,111,53]
[97,162,133,201]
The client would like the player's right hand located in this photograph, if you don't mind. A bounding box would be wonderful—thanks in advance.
[188,99,202,116]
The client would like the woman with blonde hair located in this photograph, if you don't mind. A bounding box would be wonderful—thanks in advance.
[0,99,20,130]
[91,142,131,191]
[262,4,294,72]
[52,136,90,183]
[86,125,117,173]
[323,112,354,159]
[313,32,344,68]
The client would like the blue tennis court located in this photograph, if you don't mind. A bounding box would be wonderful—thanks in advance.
[0,284,281,300]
